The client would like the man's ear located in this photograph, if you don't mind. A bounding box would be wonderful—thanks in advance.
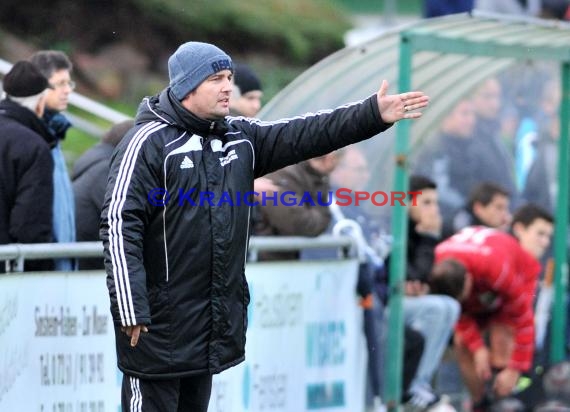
[462,272,473,300]
[472,201,483,217]
[35,93,46,118]
[511,221,524,239]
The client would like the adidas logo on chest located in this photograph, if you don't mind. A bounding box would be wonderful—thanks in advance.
[180,156,194,169]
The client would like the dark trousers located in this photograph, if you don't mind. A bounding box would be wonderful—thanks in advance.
[403,326,424,394]
[121,373,213,412]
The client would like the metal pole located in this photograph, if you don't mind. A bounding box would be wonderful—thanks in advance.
[550,62,570,363]
[385,32,412,411]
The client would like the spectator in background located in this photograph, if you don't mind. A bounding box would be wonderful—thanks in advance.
[475,0,541,16]
[254,151,340,261]
[228,63,278,210]
[329,146,424,411]
[470,78,518,204]
[383,175,459,410]
[515,78,560,193]
[230,63,263,118]
[452,182,511,236]
[72,120,134,270]
[30,50,76,270]
[432,205,554,411]
[522,113,559,213]
[423,0,473,18]
[540,0,570,19]
[413,98,479,235]
[0,61,54,271]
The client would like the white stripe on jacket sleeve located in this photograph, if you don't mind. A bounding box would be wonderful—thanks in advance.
[108,121,166,326]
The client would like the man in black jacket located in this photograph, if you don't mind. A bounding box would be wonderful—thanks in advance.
[0,61,54,272]
[100,41,429,412]
[72,120,133,269]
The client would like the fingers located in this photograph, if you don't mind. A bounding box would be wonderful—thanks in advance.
[405,96,430,111]
[402,95,430,119]
[130,326,140,347]
[121,325,149,347]
[378,80,389,98]
[402,91,427,101]
[403,112,423,120]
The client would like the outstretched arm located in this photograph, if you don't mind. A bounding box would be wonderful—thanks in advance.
[246,79,430,177]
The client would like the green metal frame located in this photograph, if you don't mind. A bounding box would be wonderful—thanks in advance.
[386,28,570,411]
[551,63,570,362]
[386,34,412,410]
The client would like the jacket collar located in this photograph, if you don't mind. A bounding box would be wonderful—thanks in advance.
[159,89,228,138]
[0,99,56,148]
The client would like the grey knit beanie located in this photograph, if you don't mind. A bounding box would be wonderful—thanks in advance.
[168,42,233,100]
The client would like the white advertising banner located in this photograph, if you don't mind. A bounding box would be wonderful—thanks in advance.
[0,271,120,412]
[209,259,366,412]
[0,259,365,412]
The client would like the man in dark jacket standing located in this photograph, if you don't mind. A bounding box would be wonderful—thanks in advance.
[0,61,54,272]
[30,50,77,271]
[72,120,133,269]
[100,41,429,412]
[254,151,339,260]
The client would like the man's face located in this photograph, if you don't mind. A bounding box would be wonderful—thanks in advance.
[308,152,340,175]
[45,69,73,112]
[442,100,476,138]
[408,188,439,223]
[330,149,370,191]
[231,88,263,117]
[182,70,233,120]
[514,218,554,259]
[473,194,511,230]
[473,78,501,119]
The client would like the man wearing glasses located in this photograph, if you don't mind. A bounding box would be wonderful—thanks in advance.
[30,50,77,271]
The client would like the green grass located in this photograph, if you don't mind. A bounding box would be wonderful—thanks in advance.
[61,101,135,169]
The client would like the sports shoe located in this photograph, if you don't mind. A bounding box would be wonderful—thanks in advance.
[408,385,439,407]
[405,386,454,411]
[366,396,387,412]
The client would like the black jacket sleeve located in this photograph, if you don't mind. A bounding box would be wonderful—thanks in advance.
[100,125,165,327]
[241,95,391,178]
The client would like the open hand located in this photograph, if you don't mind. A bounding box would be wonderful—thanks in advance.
[376,80,429,123]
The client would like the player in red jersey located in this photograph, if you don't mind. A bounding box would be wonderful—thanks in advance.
[429,204,553,409]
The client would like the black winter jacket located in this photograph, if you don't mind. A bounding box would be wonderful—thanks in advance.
[72,142,115,269]
[100,89,390,378]
[0,99,55,271]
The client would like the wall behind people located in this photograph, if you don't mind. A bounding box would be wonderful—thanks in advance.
[72,120,134,270]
